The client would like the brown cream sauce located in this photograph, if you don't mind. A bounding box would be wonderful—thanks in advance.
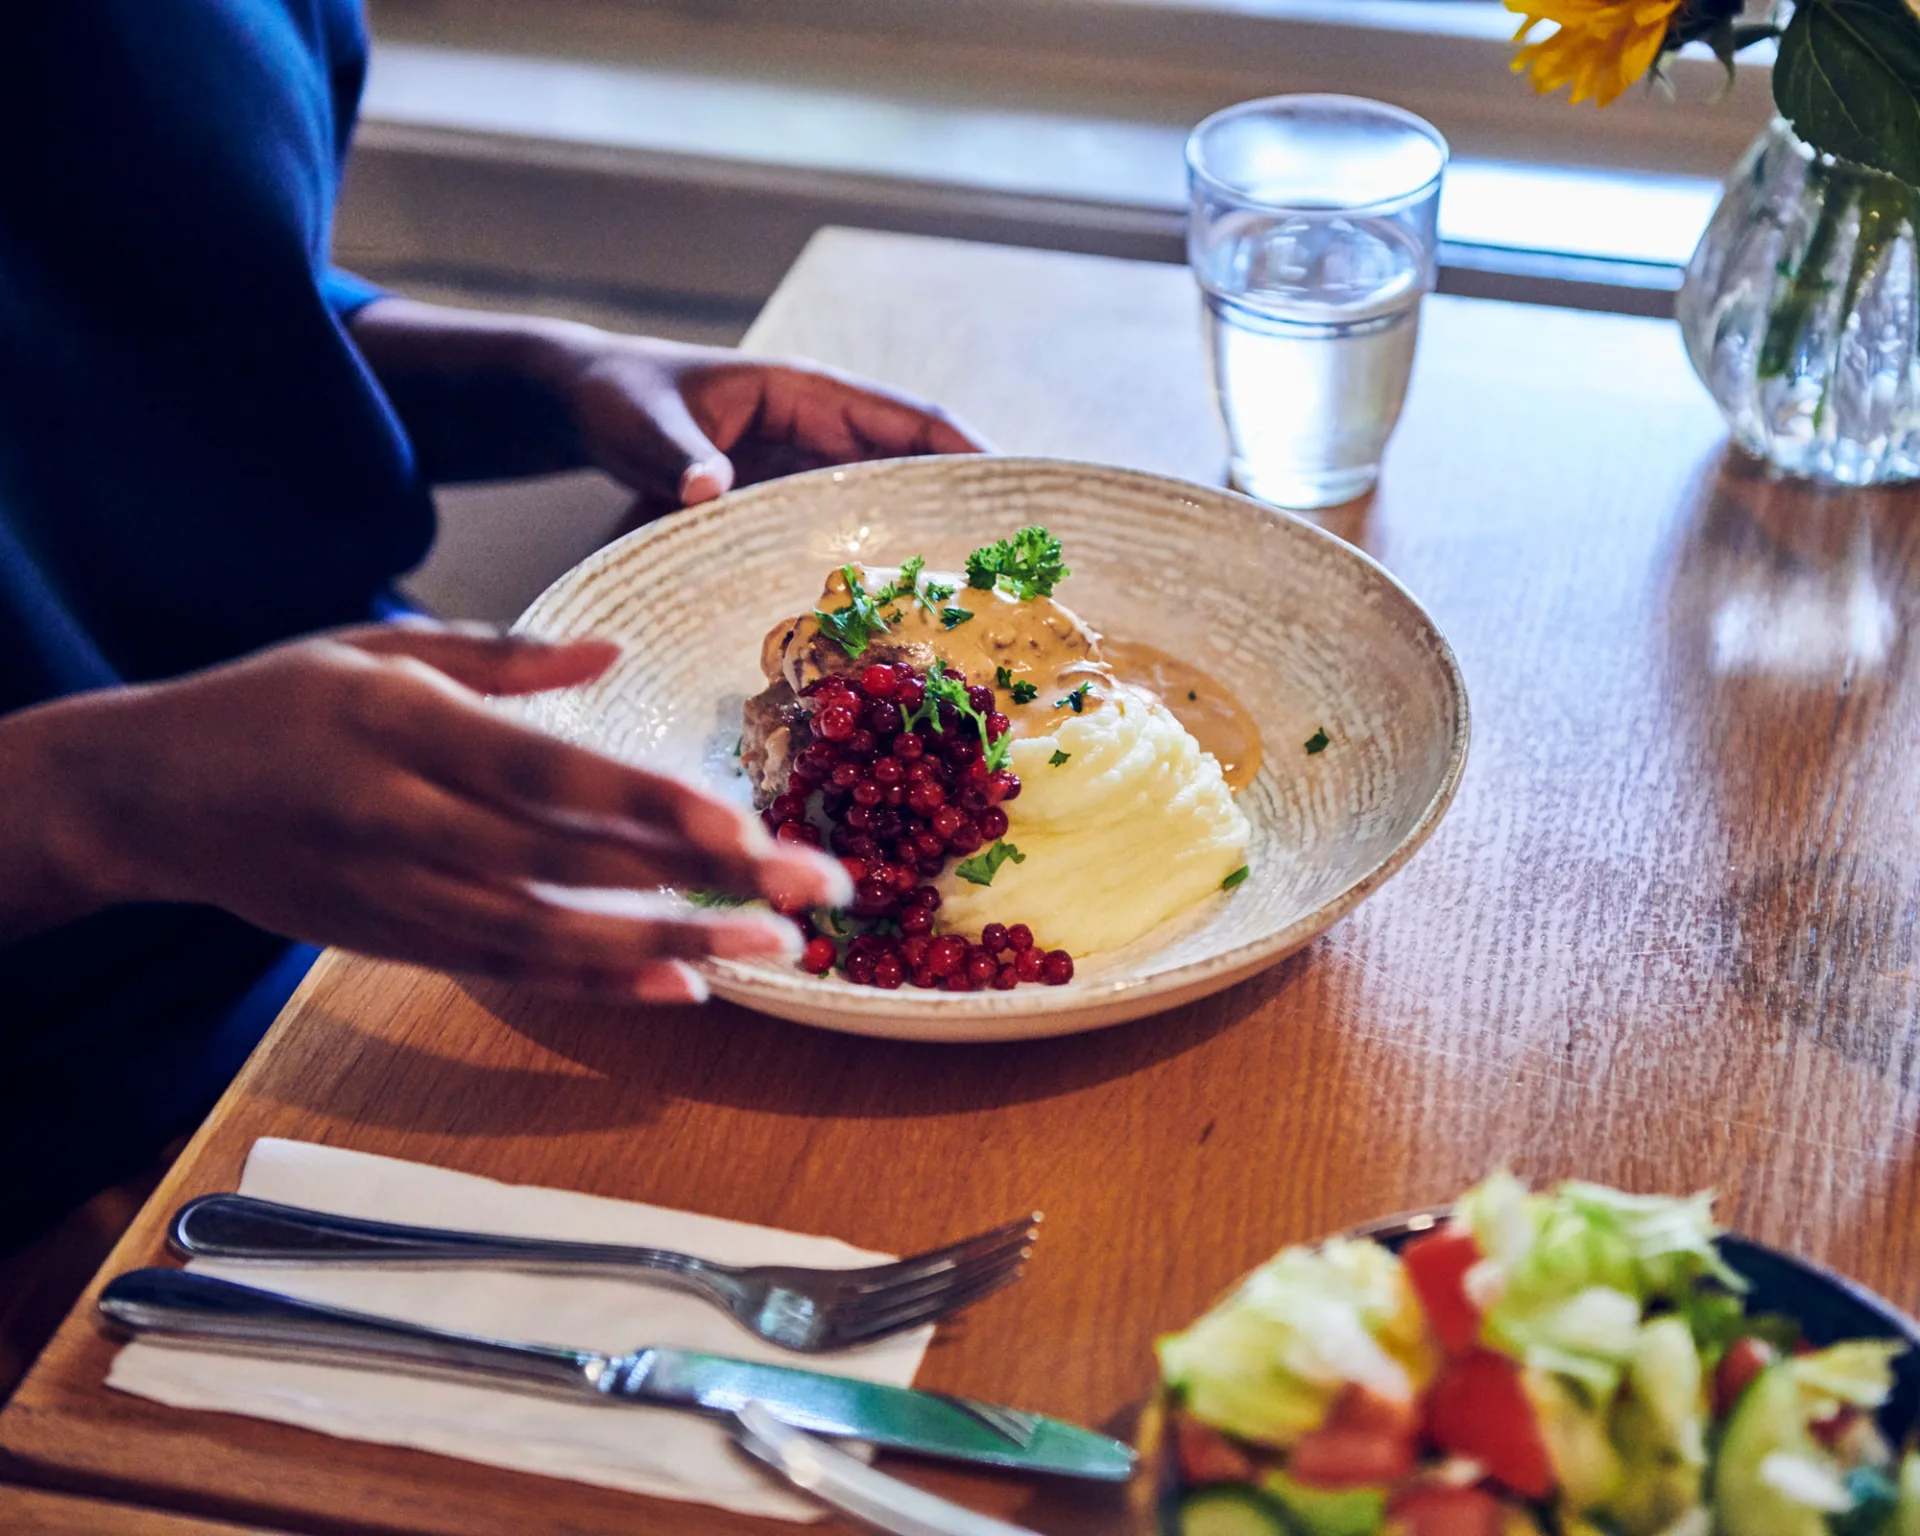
[766,566,1260,787]
[1100,639,1264,791]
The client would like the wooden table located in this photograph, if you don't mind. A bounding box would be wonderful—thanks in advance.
[7,227,1920,1533]
[0,1484,290,1534]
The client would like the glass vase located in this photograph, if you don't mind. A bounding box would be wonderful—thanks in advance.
[1678,118,1920,486]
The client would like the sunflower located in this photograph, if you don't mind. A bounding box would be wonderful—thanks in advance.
[1505,0,1685,107]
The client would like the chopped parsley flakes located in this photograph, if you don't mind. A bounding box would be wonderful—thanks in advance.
[1221,865,1250,891]
[965,527,1070,602]
[1049,749,1071,767]
[1054,682,1092,713]
[955,839,1026,887]
[996,666,1039,705]
[1305,727,1330,755]
[812,556,959,656]
[940,606,974,630]
[1188,690,1198,701]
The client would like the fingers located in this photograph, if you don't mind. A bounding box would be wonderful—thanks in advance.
[575,367,737,506]
[361,678,851,910]
[762,364,993,459]
[340,623,622,697]
[358,863,804,978]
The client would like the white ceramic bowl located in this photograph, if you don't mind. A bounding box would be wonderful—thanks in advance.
[510,456,1468,1042]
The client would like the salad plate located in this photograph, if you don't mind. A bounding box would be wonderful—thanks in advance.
[1139,1176,1920,1536]
[509,455,1468,1042]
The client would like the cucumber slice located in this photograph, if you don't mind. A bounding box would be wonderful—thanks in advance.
[1712,1361,1830,1536]
[1260,1468,1385,1536]
[1180,1483,1293,1536]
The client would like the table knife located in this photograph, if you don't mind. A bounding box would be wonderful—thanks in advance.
[734,1401,1044,1535]
[99,1268,1136,1482]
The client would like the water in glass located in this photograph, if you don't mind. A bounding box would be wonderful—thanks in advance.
[1201,210,1424,509]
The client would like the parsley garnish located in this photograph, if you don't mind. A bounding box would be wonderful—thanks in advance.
[1187,690,1198,701]
[1054,682,1092,713]
[1220,865,1250,891]
[1049,749,1071,767]
[813,557,958,653]
[813,565,890,659]
[965,527,1070,601]
[687,889,750,908]
[954,840,1026,887]
[940,607,974,630]
[901,660,1014,772]
[1304,727,1330,755]
[992,666,1041,705]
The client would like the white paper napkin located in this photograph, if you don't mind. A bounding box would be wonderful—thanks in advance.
[107,1138,934,1520]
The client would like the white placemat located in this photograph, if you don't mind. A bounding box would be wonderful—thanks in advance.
[107,1138,933,1520]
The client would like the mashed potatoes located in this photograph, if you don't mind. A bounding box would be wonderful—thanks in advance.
[934,686,1250,957]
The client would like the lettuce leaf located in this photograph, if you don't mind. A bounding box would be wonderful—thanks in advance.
[1457,1173,1740,1395]
[1157,1237,1435,1449]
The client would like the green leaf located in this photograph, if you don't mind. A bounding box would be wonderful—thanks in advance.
[965,527,1070,600]
[940,607,974,630]
[1054,682,1092,713]
[954,840,1026,887]
[1010,681,1038,705]
[1049,749,1071,767]
[1774,0,1920,186]
[686,889,750,908]
[813,565,892,659]
[996,666,1015,689]
[1305,727,1330,755]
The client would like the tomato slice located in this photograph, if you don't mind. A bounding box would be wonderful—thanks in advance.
[1712,1337,1778,1419]
[1329,1383,1422,1443]
[1390,1486,1506,1536]
[1289,1385,1419,1489]
[1173,1412,1257,1486]
[1401,1225,1483,1356]
[1289,1425,1416,1489]
[1424,1350,1555,1499]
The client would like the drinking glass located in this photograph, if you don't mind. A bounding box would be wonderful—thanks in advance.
[1187,95,1448,510]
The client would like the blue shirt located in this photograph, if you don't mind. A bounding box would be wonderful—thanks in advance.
[0,1,431,1245]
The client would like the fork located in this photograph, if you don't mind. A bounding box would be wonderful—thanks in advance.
[169,1195,1040,1353]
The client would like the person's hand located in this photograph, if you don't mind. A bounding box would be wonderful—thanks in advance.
[549,334,991,508]
[12,622,848,1002]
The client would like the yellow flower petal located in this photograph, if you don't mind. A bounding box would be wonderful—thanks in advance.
[1505,0,1681,107]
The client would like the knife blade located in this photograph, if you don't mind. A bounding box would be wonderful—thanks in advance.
[609,1345,1133,1479]
[98,1268,1136,1482]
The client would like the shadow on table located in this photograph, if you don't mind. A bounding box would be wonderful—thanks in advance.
[470,944,1324,1123]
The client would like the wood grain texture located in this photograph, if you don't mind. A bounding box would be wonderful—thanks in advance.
[0,1484,289,1534]
[8,229,1920,1534]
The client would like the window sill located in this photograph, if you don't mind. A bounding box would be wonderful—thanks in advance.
[345,3,1762,318]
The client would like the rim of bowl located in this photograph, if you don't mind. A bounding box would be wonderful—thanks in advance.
[513,454,1473,1030]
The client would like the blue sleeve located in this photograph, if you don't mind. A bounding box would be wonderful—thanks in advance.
[319,266,387,321]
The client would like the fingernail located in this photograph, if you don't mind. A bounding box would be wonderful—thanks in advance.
[706,917,803,962]
[634,961,709,1005]
[680,461,728,504]
[762,850,852,911]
